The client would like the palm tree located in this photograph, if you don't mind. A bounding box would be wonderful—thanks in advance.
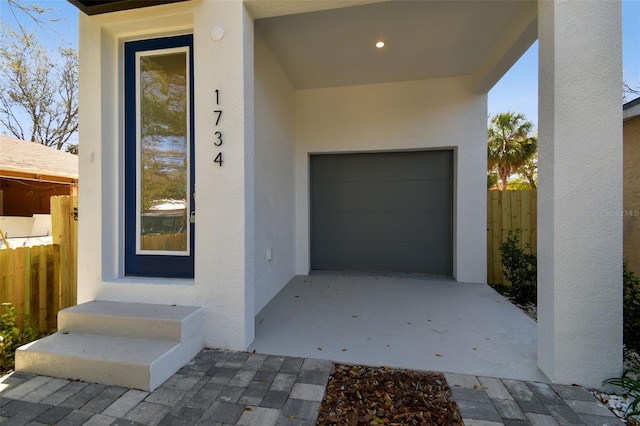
[487,112,537,190]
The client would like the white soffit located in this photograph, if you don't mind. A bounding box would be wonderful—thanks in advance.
[254,0,537,90]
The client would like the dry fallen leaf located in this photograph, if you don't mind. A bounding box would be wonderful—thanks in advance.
[317,364,463,426]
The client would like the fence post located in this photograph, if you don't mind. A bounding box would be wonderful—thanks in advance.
[51,195,78,309]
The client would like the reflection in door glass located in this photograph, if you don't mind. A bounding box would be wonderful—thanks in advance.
[137,50,189,254]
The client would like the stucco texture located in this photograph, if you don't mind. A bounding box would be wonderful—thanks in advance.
[294,77,488,283]
[254,31,296,314]
[625,116,640,274]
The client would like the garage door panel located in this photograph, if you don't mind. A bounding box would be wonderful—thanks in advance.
[311,240,452,274]
[312,179,451,212]
[312,151,452,182]
[310,150,452,275]
[312,211,451,243]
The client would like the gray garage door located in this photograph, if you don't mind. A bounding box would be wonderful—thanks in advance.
[310,150,453,275]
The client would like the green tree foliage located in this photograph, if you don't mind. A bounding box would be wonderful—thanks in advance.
[487,112,537,191]
[505,176,535,190]
[0,1,78,151]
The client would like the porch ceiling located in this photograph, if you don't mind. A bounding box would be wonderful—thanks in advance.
[254,0,537,92]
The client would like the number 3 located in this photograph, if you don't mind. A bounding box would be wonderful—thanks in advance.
[214,131,223,146]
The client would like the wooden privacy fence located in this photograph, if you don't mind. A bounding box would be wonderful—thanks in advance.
[141,232,187,251]
[487,190,537,285]
[0,245,61,331]
[0,195,77,331]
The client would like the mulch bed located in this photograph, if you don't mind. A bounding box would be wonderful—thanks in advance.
[317,364,463,425]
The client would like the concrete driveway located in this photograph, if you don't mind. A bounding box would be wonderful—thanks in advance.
[249,274,548,382]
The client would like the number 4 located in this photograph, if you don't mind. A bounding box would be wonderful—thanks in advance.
[214,152,223,166]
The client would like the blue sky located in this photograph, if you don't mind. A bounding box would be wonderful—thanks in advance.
[489,0,640,130]
[1,0,639,134]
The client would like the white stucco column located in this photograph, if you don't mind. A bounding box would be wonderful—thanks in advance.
[537,0,623,387]
[193,1,255,350]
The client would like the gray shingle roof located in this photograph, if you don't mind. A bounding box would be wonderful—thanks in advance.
[624,97,640,121]
[0,136,78,180]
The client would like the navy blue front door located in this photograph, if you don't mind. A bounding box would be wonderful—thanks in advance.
[124,35,195,278]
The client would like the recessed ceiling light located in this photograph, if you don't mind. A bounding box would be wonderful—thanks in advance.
[375,41,385,48]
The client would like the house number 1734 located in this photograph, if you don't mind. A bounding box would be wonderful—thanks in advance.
[214,89,223,166]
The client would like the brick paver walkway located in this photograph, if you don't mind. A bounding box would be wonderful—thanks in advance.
[0,349,332,426]
[444,373,624,426]
[0,349,627,425]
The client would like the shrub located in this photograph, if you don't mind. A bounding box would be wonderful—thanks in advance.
[0,303,38,373]
[624,266,640,351]
[499,230,537,305]
[604,369,640,419]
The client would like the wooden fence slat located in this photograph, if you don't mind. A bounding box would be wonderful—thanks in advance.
[37,245,48,331]
[491,191,503,284]
[487,192,494,284]
[531,191,538,254]
[511,191,522,245]
[0,249,10,303]
[14,247,26,328]
[52,244,61,330]
[521,191,532,248]
[29,246,38,326]
[487,190,537,286]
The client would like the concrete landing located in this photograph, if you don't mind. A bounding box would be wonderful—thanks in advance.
[16,300,204,391]
[249,275,548,382]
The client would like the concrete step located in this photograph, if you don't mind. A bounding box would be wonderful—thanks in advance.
[16,300,204,391]
[16,333,196,391]
[57,300,202,342]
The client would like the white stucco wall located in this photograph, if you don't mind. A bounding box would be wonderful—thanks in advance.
[294,77,487,283]
[537,0,623,387]
[77,1,256,350]
[253,31,297,313]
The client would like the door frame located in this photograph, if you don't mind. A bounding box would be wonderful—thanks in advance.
[123,34,195,278]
